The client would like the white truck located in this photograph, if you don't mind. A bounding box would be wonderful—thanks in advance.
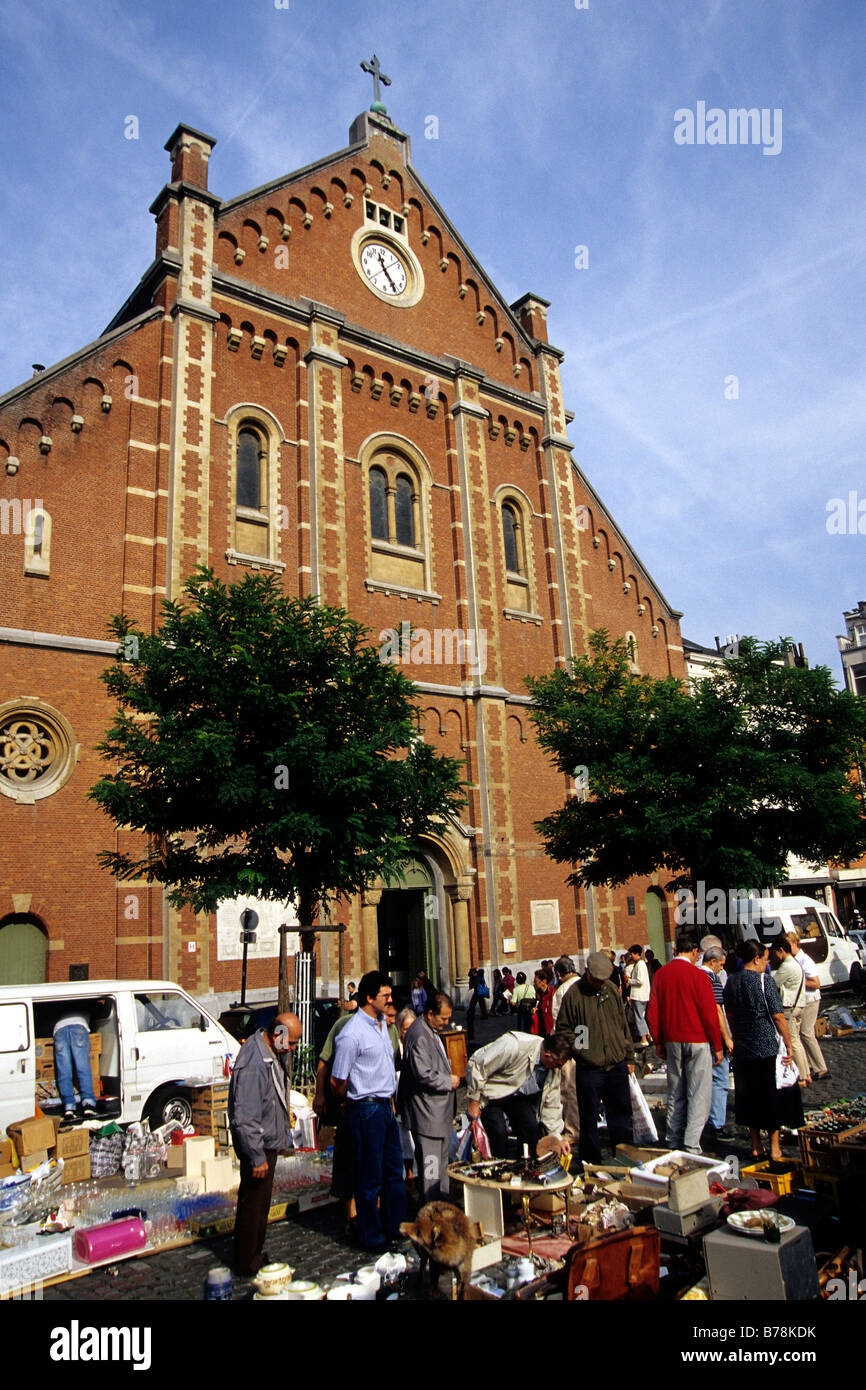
[0,978,239,1137]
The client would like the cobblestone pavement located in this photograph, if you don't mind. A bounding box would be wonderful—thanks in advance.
[42,1000,866,1302]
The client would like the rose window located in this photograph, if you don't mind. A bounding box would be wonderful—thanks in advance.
[0,702,77,802]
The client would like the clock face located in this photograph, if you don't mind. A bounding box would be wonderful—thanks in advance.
[360,241,409,296]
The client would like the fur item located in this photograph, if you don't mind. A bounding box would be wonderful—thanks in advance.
[399,1201,482,1300]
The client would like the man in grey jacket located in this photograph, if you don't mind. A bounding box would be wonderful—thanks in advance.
[401,991,461,1201]
[229,1011,302,1276]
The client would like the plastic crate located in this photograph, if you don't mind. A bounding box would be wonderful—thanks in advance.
[740,1159,802,1196]
[800,1167,843,1205]
[0,1232,72,1295]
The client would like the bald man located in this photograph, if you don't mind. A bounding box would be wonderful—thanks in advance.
[229,1010,302,1276]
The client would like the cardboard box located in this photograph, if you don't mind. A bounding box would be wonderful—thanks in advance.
[201,1155,237,1192]
[165,1135,215,1176]
[0,1139,14,1166]
[20,1148,50,1173]
[669,1168,711,1213]
[60,1153,91,1185]
[6,1116,56,1157]
[0,1164,17,1179]
[49,1119,91,1159]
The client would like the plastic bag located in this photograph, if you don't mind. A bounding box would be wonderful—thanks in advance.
[455,1115,492,1161]
[775,1033,799,1089]
[628,1073,658,1144]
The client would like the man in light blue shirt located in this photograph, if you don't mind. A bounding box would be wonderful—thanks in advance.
[331,970,406,1251]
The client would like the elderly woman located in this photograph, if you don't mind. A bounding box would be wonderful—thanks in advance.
[723,940,803,1160]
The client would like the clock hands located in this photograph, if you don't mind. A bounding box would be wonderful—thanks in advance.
[375,248,399,292]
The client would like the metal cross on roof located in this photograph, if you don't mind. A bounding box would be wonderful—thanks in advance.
[361,54,391,113]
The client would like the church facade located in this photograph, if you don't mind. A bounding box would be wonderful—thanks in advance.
[0,103,684,1004]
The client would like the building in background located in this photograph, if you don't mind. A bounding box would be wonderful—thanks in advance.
[0,100,685,1006]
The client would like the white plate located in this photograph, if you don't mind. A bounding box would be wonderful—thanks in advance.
[726,1210,795,1239]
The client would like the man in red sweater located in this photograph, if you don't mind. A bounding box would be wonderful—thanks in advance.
[647,932,723,1154]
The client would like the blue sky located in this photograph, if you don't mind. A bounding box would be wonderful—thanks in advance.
[1,0,864,681]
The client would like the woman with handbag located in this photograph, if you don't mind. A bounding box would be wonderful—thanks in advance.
[770,936,811,1087]
[512,971,537,1032]
[723,939,803,1161]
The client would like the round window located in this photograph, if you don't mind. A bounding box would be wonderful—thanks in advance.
[0,700,78,803]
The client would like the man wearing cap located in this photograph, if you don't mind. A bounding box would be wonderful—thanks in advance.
[555,951,636,1163]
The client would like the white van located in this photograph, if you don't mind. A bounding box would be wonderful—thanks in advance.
[0,979,239,1137]
[730,896,863,991]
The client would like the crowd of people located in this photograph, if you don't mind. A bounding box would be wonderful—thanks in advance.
[225,927,822,1271]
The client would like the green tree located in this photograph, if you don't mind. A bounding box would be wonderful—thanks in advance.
[89,568,465,1003]
[526,631,866,897]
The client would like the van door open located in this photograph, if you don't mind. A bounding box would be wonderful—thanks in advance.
[0,999,34,1134]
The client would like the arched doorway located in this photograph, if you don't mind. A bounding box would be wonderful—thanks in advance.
[377,858,437,994]
[644,890,668,965]
[0,916,48,985]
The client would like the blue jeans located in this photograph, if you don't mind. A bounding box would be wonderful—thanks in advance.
[709,1056,730,1130]
[344,1098,407,1250]
[54,1024,96,1112]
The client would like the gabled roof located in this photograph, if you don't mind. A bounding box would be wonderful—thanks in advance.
[218,113,536,355]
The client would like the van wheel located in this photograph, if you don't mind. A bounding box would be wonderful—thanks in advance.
[144,1086,193,1130]
[850,961,866,995]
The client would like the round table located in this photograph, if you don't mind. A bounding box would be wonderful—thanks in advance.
[447,1161,578,1256]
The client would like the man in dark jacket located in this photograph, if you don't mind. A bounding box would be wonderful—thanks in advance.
[401,991,460,1201]
[229,1011,302,1275]
[555,951,635,1162]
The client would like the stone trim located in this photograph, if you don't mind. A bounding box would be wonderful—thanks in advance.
[225,548,286,572]
[0,626,119,656]
[170,298,220,325]
[364,578,441,605]
[503,608,543,625]
[303,344,350,369]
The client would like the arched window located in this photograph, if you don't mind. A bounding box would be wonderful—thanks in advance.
[502,503,521,575]
[364,442,430,593]
[369,466,388,540]
[394,474,415,547]
[625,631,639,672]
[236,428,264,510]
[234,423,270,558]
[24,507,51,578]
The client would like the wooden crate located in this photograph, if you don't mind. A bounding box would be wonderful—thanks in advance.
[798,1120,866,1171]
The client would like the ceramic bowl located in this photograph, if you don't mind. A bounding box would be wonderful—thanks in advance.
[285,1279,324,1300]
[253,1261,294,1295]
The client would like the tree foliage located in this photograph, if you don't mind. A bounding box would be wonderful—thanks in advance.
[527,631,866,894]
[89,568,466,924]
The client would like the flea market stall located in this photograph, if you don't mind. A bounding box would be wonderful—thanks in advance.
[0,1081,332,1298]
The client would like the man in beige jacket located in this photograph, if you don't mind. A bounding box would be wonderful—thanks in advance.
[465,1030,571,1158]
